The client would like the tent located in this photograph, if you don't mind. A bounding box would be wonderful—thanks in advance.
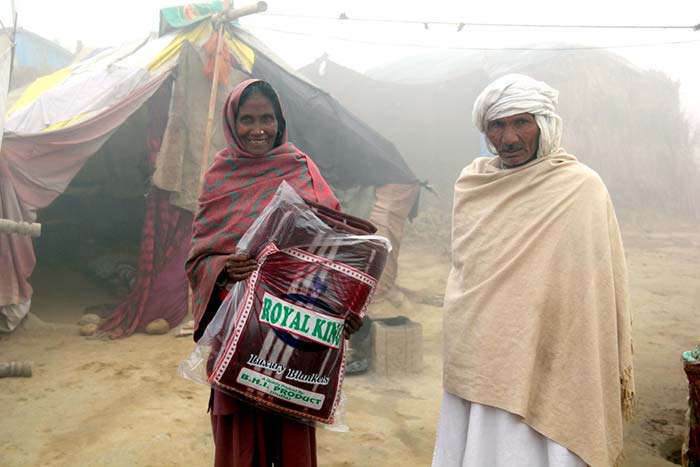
[0,3,419,334]
[301,50,700,221]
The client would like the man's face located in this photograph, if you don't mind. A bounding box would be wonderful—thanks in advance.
[486,113,540,168]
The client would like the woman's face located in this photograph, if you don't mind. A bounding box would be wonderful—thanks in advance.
[234,93,279,156]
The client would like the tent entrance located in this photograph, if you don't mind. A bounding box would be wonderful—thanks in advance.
[31,107,150,324]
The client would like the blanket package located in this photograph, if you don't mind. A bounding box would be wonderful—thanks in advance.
[180,182,390,425]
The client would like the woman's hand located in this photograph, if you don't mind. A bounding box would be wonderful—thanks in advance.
[224,254,258,283]
[344,313,363,339]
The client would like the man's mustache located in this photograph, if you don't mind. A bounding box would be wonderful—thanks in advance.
[500,144,525,153]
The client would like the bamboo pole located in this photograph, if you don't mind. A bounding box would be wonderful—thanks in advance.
[215,2,268,22]
[198,0,231,184]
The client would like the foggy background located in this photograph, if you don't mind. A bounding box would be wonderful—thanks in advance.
[4,0,700,123]
[5,0,699,226]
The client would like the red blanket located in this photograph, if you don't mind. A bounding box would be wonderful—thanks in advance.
[204,184,389,423]
[209,243,380,424]
[186,180,389,424]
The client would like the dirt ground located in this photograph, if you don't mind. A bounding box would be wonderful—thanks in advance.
[1,223,698,467]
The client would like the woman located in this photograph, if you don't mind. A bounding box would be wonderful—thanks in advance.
[187,79,360,467]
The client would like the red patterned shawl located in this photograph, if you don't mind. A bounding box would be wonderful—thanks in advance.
[187,79,340,338]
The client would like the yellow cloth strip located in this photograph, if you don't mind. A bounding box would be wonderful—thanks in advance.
[42,111,92,132]
[225,34,255,73]
[148,21,212,72]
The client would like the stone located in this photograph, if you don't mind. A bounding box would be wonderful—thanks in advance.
[78,313,102,326]
[79,323,99,336]
[145,319,170,335]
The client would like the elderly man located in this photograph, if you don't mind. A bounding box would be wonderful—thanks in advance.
[432,74,635,467]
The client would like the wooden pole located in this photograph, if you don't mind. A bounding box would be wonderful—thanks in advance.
[217,2,268,22]
[198,0,231,185]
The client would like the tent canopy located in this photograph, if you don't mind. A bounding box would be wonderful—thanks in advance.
[0,6,417,332]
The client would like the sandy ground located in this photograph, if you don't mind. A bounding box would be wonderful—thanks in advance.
[1,223,698,467]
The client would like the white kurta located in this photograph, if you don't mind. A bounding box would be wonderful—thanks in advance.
[432,391,587,467]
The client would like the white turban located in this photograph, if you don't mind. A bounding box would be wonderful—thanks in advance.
[472,74,562,158]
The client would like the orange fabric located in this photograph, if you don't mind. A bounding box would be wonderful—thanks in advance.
[203,31,232,86]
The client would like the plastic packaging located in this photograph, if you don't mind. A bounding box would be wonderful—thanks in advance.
[179,182,390,428]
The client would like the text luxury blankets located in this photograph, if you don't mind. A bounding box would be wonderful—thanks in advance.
[443,149,634,467]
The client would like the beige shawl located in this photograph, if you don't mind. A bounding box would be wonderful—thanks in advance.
[443,149,635,467]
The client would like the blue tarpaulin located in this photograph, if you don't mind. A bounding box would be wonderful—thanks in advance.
[14,29,72,70]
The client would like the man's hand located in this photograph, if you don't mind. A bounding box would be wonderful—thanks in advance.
[344,313,363,339]
[224,254,257,283]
